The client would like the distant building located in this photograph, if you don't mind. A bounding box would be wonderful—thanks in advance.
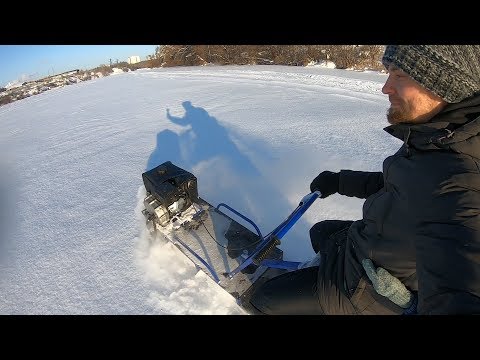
[127,56,141,64]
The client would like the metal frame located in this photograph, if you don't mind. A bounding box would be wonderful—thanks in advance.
[217,191,321,279]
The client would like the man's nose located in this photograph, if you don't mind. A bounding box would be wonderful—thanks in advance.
[382,76,394,95]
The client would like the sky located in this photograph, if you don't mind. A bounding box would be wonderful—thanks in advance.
[0,64,402,314]
[0,45,157,87]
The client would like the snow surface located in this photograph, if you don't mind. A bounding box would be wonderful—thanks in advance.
[0,65,402,314]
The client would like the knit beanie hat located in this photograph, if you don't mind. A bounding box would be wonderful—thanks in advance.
[382,45,480,103]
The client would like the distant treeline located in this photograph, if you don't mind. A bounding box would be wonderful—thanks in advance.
[0,45,386,107]
[146,45,386,70]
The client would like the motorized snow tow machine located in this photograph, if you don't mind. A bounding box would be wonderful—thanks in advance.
[141,161,321,312]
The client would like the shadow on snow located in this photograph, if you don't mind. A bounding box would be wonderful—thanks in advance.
[145,100,315,261]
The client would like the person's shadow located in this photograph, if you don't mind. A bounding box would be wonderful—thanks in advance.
[147,100,258,177]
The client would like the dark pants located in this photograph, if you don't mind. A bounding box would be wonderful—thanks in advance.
[249,220,353,315]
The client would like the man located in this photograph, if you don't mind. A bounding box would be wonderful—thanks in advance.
[250,45,480,315]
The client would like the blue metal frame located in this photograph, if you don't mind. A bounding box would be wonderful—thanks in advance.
[173,191,320,283]
[217,191,321,279]
[216,203,263,238]
[260,259,302,270]
[171,235,221,283]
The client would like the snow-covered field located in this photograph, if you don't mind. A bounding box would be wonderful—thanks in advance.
[0,65,401,314]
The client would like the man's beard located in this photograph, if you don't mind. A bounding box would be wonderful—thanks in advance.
[387,103,413,124]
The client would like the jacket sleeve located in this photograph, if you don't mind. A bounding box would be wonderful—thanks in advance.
[416,187,480,314]
[337,170,384,199]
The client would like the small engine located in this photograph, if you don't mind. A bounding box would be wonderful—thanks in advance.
[142,161,198,230]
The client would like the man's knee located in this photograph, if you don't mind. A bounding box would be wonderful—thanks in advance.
[310,220,334,254]
[309,223,322,253]
[309,220,353,254]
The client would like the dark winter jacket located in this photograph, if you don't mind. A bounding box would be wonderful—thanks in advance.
[320,94,480,314]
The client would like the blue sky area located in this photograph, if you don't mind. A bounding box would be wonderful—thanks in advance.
[0,45,157,87]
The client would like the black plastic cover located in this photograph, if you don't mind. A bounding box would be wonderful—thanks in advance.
[142,161,198,209]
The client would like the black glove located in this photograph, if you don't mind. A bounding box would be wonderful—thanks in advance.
[310,171,340,198]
